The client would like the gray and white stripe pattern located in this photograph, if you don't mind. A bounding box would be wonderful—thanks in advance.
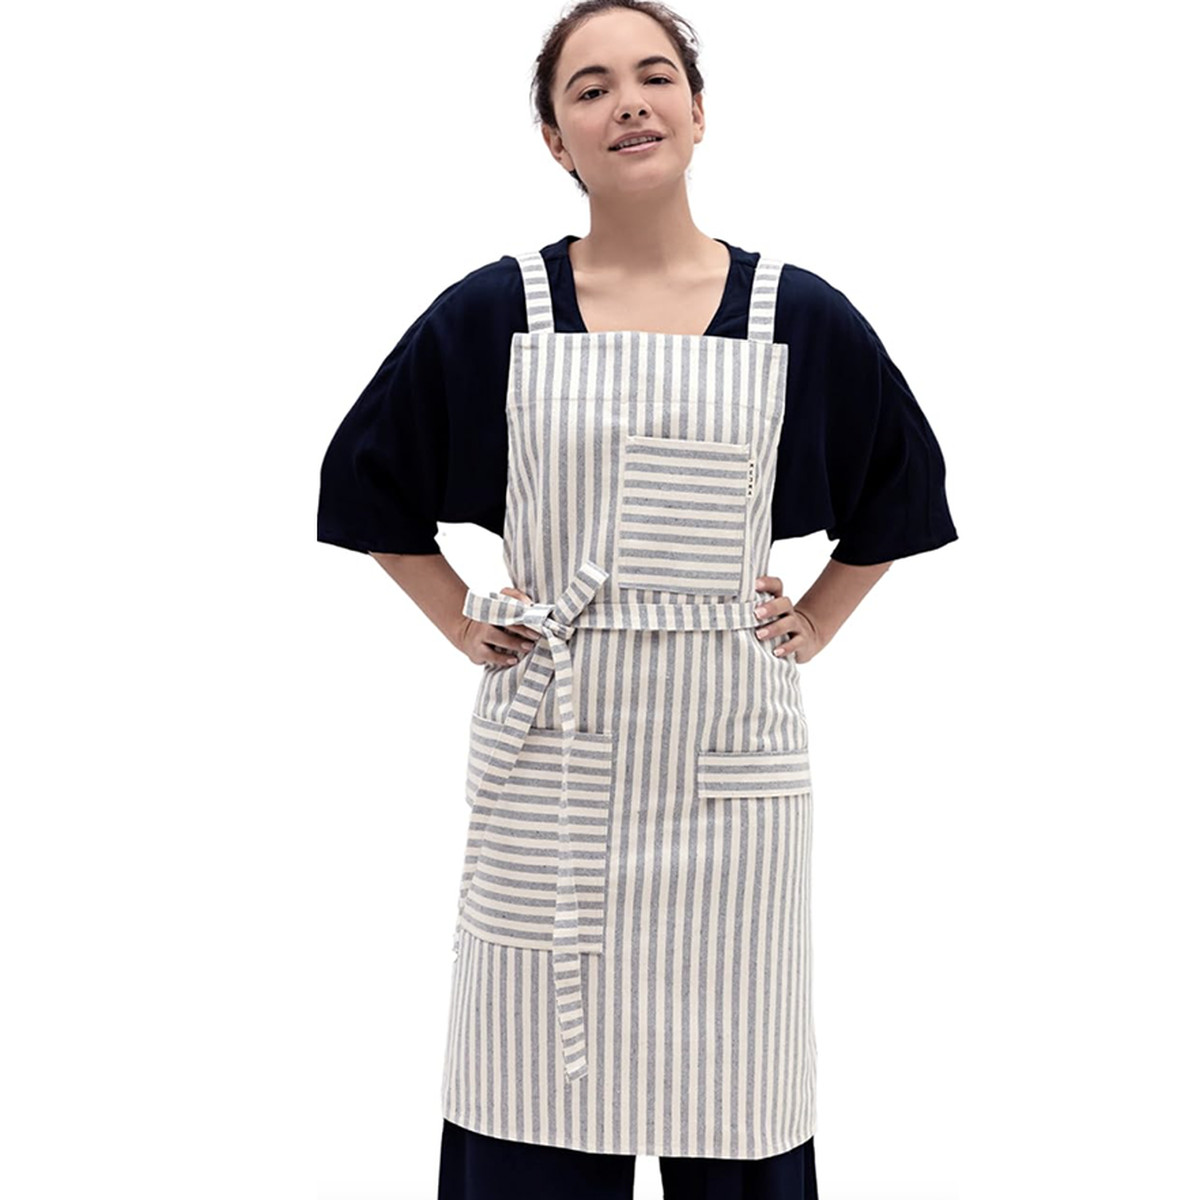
[441,244,816,1159]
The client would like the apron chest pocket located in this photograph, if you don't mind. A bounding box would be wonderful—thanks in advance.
[696,746,812,799]
[459,713,615,954]
[614,433,753,597]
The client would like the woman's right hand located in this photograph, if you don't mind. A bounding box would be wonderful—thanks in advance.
[458,586,542,667]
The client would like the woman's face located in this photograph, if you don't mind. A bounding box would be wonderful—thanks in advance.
[545,8,704,194]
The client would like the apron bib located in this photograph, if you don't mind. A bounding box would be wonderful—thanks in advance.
[440,246,815,1159]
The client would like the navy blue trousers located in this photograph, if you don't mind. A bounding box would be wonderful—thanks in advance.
[438,1119,819,1199]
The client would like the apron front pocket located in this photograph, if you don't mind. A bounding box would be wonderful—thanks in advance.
[696,746,812,799]
[458,713,615,954]
[614,433,753,597]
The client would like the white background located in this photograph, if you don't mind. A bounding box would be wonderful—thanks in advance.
[3,1,1196,1197]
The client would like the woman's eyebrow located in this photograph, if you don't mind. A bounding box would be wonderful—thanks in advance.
[562,55,679,94]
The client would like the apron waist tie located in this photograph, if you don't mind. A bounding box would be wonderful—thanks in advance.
[458,561,771,1083]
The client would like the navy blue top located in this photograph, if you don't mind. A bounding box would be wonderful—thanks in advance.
[317,235,958,567]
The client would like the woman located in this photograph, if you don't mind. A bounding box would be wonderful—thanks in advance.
[317,2,957,1196]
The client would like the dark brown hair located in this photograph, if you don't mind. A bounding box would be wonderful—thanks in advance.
[531,1,705,196]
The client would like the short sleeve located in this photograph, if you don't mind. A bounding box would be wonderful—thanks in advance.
[316,267,514,555]
[772,270,958,566]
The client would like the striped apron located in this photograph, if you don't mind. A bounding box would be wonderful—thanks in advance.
[441,246,816,1160]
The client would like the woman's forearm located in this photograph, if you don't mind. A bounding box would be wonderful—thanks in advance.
[369,551,470,651]
[794,557,893,652]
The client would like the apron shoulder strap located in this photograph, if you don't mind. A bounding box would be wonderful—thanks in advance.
[746,255,785,343]
[515,250,555,334]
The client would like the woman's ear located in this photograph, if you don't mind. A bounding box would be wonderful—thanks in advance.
[541,123,575,173]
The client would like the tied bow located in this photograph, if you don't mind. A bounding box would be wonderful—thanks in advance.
[461,559,609,767]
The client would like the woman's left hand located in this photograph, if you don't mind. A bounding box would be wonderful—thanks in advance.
[754,575,824,663]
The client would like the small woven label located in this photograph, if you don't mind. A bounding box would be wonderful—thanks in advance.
[746,458,756,498]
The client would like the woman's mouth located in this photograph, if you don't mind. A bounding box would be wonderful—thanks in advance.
[610,136,664,154]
